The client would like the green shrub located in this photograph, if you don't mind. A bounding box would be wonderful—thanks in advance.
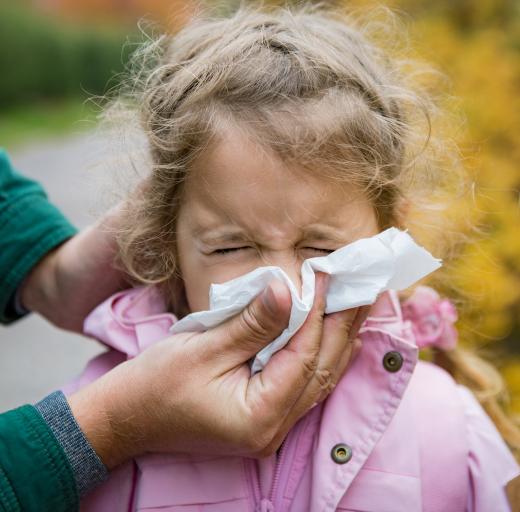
[0,6,131,108]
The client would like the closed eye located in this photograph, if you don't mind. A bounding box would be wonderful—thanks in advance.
[304,247,334,254]
[212,247,335,255]
[213,246,251,255]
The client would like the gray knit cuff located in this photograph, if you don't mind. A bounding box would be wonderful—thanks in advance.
[35,390,109,497]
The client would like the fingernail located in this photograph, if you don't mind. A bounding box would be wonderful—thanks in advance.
[262,284,278,315]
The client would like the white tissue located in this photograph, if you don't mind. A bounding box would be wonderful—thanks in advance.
[170,227,441,373]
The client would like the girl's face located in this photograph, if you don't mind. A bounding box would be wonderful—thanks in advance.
[176,128,379,312]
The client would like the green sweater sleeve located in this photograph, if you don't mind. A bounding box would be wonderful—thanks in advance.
[0,405,78,511]
[0,149,78,324]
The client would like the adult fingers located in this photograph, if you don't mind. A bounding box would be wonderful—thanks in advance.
[201,278,292,371]
[327,304,370,384]
[275,272,330,366]
[313,304,370,399]
[317,335,363,404]
[349,305,371,342]
[259,304,369,454]
[285,307,358,412]
[321,305,371,398]
[243,273,330,437]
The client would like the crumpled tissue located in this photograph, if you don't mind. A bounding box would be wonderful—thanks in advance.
[170,227,441,373]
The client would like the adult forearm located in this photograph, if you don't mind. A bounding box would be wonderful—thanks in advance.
[21,217,127,332]
[0,390,113,512]
[0,403,80,511]
[0,149,128,329]
[0,170,78,325]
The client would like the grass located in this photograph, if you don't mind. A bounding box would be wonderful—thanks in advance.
[0,97,99,151]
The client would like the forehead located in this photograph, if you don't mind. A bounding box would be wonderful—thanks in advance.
[182,128,377,238]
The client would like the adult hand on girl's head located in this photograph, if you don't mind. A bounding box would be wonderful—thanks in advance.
[68,272,365,467]
[20,204,128,332]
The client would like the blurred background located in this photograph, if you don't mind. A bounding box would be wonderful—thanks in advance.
[0,0,519,420]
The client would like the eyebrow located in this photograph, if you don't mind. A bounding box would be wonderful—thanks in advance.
[196,225,349,246]
[195,228,249,245]
[302,227,349,244]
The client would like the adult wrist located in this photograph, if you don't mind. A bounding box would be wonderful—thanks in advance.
[35,391,109,497]
[66,363,145,470]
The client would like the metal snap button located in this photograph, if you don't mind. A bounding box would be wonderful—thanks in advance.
[383,351,403,372]
[331,443,352,464]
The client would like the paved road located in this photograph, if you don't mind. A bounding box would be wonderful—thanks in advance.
[0,132,115,412]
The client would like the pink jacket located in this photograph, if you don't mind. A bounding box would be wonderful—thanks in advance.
[67,286,519,512]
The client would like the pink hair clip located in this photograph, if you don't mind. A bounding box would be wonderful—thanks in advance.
[401,286,458,350]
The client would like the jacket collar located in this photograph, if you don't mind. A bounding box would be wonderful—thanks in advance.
[84,286,177,357]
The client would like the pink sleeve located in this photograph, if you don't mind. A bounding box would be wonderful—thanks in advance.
[456,385,520,512]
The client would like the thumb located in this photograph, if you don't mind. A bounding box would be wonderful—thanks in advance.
[204,279,292,368]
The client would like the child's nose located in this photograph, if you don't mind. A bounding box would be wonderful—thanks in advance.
[281,265,303,296]
[262,253,303,296]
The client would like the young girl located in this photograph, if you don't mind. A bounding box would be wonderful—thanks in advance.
[69,3,520,510]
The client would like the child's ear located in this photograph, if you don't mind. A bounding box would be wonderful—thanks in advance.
[394,196,410,229]
[169,272,190,319]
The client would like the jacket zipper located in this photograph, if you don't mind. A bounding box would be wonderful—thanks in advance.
[249,409,313,511]
[268,438,287,507]
[247,443,286,512]
[268,412,310,511]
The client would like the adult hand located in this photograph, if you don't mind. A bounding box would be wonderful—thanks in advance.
[68,272,368,468]
[20,206,127,332]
